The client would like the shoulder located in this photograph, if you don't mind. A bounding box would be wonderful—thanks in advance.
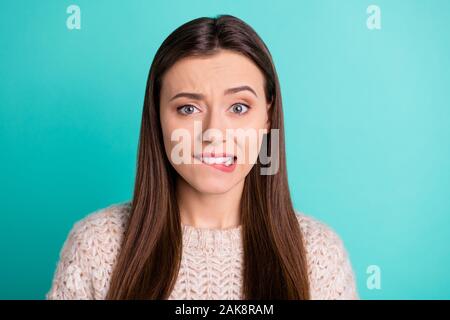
[46,201,132,300]
[60,200,133,268]
[294,210,359,300]
[294,210,343,249]
[69,201,132,240]
[63,201,132,256]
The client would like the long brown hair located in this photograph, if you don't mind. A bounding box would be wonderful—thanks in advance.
[106,14,310,299]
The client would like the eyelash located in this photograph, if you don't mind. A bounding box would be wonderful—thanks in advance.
[176,103,250,116]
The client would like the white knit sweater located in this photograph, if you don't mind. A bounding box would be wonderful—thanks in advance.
[46,201,359,300]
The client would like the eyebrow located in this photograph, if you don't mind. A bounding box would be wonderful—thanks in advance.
[169,85,258,101]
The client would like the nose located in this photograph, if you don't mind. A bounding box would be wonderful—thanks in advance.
[201,108,228,145]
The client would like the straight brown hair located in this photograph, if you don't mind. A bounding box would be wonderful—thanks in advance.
[106,14,310,299]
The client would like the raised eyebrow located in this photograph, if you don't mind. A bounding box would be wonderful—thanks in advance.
[224,85,258,98]
[169,85,258,102]
[169,92,205,101]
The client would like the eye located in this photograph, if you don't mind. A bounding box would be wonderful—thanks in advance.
[229,103,250,115]
[177,104,200,115]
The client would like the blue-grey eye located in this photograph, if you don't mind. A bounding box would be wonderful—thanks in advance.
[177,105,200,115]
[230,103,249,114]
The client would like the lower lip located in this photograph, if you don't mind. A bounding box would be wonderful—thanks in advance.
[195,157,237,173]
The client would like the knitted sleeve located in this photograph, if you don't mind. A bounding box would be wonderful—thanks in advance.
[46,204,128,300]
[296,212,359,299]
[46,218,95,299]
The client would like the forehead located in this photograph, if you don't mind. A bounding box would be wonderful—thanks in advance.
[160,49,265,98]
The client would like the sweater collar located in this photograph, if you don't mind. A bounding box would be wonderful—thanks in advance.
[181,223,243,253]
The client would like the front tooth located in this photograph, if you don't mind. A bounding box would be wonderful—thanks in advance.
[202,157,215,164]
[201,157,234,165]
[215,157,227,164]
[224,157,233,166]
[218,157,233,164]
[211,157,220,164]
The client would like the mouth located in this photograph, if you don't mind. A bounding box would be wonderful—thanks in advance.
[193,153,238,172]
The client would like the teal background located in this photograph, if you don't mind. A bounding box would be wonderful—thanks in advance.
[1,0,449,299]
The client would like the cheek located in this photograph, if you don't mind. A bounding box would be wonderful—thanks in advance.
[255,112,269,131]
[233,127,267,166]
[237,108,269,135]
[240,110,269,159]
[160,116,194,159]
[165,137,192,169]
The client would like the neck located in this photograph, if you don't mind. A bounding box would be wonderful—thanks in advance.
[176,176,244,229]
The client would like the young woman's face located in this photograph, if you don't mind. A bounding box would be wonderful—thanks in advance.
[159,49,271,194]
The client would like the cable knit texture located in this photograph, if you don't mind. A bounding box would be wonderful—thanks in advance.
[46,201,358,300]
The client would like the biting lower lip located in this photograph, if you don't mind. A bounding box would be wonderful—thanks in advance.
[193,155,237,167]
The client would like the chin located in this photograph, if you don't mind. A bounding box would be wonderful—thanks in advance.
[190,176,235,195]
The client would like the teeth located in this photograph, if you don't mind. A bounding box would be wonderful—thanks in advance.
[200,156,234,166]
[224,157,233,166]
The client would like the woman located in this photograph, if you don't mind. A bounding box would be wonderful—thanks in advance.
[47,14,358,300]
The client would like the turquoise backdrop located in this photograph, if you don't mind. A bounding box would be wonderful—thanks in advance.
[1,0,449,299]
